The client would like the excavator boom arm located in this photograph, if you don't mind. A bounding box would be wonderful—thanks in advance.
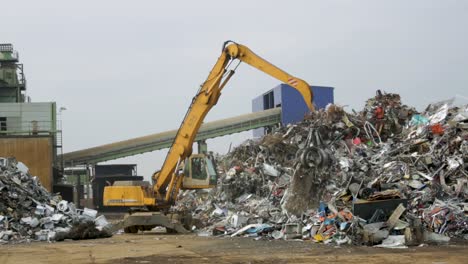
[225,43,314,112]
[153,41,314,205]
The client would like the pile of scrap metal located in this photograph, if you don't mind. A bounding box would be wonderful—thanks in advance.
[0,158,112,244]
[174,91,468,247]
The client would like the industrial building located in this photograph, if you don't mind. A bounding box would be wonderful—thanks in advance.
[252,84,334,136]
[0,44,62,191]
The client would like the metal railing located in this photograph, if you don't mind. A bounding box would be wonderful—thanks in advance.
[0,44,13,52]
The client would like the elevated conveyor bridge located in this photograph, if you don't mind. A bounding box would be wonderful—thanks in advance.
[61,108,281,166]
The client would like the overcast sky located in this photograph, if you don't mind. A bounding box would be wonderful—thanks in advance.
[2,0,467,179]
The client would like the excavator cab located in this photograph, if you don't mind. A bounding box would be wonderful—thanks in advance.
[181,154,217,189]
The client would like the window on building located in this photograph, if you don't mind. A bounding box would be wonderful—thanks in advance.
[263,91,274,110]
[0,117,6,131]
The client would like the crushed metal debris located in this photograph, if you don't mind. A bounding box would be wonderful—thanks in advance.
[175,91,468,247]
[0,158,112,244]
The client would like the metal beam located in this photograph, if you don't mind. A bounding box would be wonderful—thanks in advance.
[61,108,281,166]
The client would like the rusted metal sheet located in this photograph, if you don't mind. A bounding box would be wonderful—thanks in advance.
[0,136,53,190]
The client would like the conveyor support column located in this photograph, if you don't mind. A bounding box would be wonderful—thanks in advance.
[197,140,207,154]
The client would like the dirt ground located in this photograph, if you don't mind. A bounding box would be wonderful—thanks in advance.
[1,232,467,264]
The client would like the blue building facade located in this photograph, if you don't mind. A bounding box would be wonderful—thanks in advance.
[252,84,334,137]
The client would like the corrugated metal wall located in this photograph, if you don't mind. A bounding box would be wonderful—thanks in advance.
[281,84,334,125]
[312,86,335,109]
[0,137,53,190]
[252,84,334,136]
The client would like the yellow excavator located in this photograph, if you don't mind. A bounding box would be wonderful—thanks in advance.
[103,41,315,233]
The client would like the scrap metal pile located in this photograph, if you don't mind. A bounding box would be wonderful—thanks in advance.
[175,91,468,247]
[0,158,111,244]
